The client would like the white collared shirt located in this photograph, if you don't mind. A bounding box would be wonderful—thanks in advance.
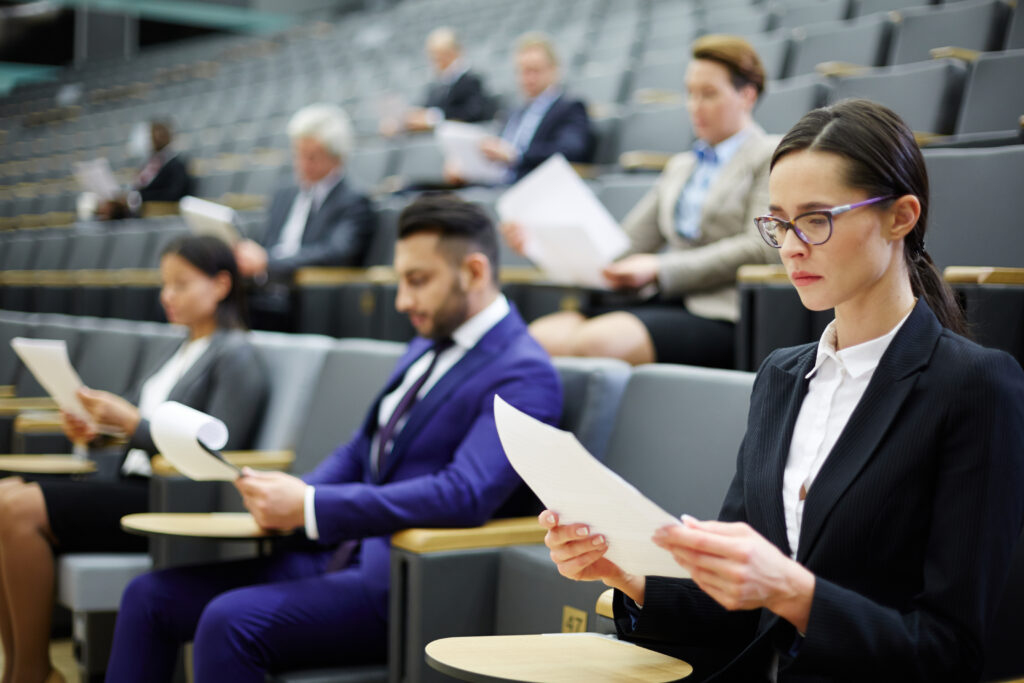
[781,308,913,558]
[303,294,511,540]
[271,169,343,259]
[121,335,212,477]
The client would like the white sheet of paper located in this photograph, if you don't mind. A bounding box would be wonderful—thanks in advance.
[180,196,241,245]
[496,154,631,287]
[10,338,92,423]
[150,401,237,481]
[436,121,508,185]
[494,396,688,579]
[73,158,121,199]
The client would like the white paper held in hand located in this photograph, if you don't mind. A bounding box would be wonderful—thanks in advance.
[10,337,92,423]
[179,196,241,245]
[435,121,508,185]
[496,154,630,288]
[493,395,688,579]
[72,158,121,199]
[150,401,239,481]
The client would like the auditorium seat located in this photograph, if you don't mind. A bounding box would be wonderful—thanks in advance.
[1006,2,1024,48]
[787,13,893,78]
[755,75,830,135]
[596,173,657,222]
[828,58,967,135]
[393,136,447,189]
[747,30,795,80]
[772,0,851,31]
[888,0,1012,65]
[347,143,395,192]
[630,56,687,102]
[617,102,693,166]
[946,49,1024,145]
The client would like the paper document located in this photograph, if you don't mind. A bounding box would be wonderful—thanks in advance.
[150,402,238,481]
[180,196,241,245]
[10,338,92,424]
[494,396,688,579]
[73,158,121,199]
[436,121,508,185]
[496,154,630,288]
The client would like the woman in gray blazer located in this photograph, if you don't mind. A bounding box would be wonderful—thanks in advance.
[507,35,778,367]
[0,235,269,683]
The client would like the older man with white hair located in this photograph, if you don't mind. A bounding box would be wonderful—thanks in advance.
[235,104,374,329]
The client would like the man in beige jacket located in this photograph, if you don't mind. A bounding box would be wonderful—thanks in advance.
[510,35,779,366]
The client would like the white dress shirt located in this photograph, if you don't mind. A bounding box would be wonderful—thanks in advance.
[271,170,342,259]
[121,336,212,477]
[782,308,913,558]
[303,294,511,539]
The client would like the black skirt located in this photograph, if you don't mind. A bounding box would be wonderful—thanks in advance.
[38,476,149,554]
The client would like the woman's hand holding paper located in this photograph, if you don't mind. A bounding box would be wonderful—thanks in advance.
[540,510,647,605]
[654,515,815,632]
[76,387,141,437]
[602,254,660,290]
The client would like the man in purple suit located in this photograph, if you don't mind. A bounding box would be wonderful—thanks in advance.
[104,194,563,682]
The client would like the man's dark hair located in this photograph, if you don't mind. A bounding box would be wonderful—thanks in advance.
[397,193,500,284]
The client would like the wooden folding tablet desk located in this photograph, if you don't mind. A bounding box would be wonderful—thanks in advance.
[425,633,692,682]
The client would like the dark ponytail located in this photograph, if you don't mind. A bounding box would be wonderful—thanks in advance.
[161,235,248,330]
[771,98,967,336]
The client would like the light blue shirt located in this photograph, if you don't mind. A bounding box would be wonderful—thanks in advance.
[501,85,561,156]
[674,127,751,241]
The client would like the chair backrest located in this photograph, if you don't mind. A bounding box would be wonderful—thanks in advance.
[249,331,335,451]
[748,30,794,81]
[65,232,112,270]
[0,316,33,386]
[395,138,446,187]
[347,144,395,190]
[955,49,1024,135]
[141,225,190,268]
[754,75,830,135]
[1006,2,1024,48]
[787,14,893,78]
[924,144,1024,269]
[364,202,398,268]
[829,58,967,135]
[1,237,38,271]
[773,0,849,31]
[105,230,154,269]
[618,102,693,157]
[291,338,407,474]
[889,0,1011,65]
[597,174,657,223]
[32,233,71,270]
[72,325,144,396]
[603,364,756,520]
[551,356,632,461]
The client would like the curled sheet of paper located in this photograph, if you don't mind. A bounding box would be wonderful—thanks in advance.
[72,158,121,199]
[10,338,93,425]
[150,402,238,481]
[494,396,688,579]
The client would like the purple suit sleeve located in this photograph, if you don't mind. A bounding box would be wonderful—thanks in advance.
[301,434,367,487]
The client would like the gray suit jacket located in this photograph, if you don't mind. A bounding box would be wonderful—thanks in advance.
[261,177,375,279]
[621,124,780,322]
[126,329,269,456]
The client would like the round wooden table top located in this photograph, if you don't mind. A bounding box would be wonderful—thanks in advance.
[425,634,692,683]
[0,455,97,474]
[121,512,290,540]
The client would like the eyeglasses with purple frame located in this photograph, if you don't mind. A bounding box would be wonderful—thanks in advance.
[754,196,894,247]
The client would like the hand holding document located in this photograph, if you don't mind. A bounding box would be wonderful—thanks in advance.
[494,396,688,579]
[436,121,508,185]
[10,338,93,425]
[496,155,630,289]
[180,196,241,245]
[150,402,238,481]
[73,158,122,200]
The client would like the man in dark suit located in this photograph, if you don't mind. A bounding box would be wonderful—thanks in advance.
[104,194,563,682]
[477,32,593,182]
[389,27,493,135]
[97,119,193,219]
[234,103,374,329]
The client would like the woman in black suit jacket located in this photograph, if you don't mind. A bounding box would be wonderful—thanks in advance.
[0,235,269,683]
[541,99,1024,682]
